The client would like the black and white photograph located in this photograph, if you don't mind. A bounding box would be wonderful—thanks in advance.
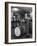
[11,7,32,39]
[5,2,36,44]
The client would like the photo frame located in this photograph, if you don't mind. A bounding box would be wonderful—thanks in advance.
[5,2,36,44]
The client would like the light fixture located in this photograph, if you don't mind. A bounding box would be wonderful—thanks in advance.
[12,8,19,12]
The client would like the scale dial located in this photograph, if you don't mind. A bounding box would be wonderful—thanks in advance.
[15,27,21,37]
